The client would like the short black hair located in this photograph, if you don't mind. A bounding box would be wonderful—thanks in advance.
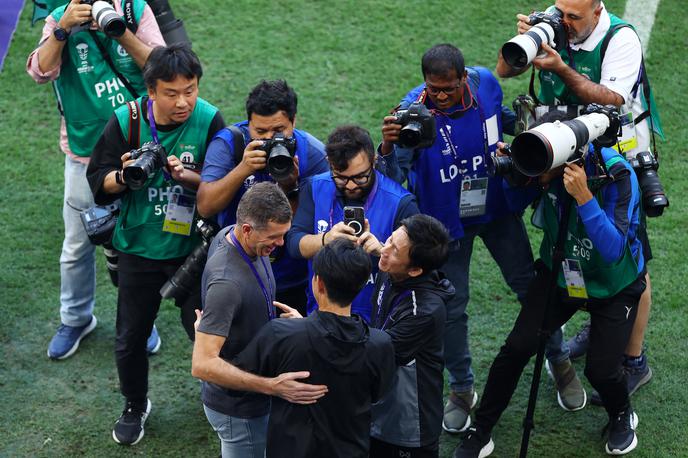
[312,239,371,307]
[236,182,292,230]
[143,44,203,89]
[245,80,298,122]
[421,43,465,79]
[325,125,375,172]
[401,214,450,272]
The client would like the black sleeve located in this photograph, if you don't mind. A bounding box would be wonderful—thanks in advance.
[370,333,397,403]
[386,306,444,366]
[205,111,226,148]
[86,114,131,205]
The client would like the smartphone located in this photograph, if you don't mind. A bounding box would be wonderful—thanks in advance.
[343,206,365,236]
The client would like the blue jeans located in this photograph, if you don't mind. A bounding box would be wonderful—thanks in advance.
[444,214,569,393]
[60,156,96,327]
[203,405,268,458]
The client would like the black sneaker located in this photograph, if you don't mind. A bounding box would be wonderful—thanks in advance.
[566,321,590,360]
[453,427,494,458]
[112,399,152,445]
[604,409,638,455]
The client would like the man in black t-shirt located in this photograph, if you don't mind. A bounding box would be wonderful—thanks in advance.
[234,239,396,458]
[192,182,328,458]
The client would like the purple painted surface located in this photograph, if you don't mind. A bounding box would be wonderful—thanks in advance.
[0,0,25,72]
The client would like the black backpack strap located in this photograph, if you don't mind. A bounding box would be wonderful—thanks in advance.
[122,0,138,34]
[226,125,247,166]
[127,100,141,149]
[88,30,140,99]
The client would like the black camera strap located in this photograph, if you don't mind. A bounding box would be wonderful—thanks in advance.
[126,100,141,148]
[226,125,247,165]
[122,0,138,34]
[88,30,140,99]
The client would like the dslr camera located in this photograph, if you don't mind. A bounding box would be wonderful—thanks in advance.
[80,0,127,38]
[501,9,568,70]
[261,133,297,181]
[393,102,436,149]
[160,219,219,301]
[628,151,669,217]
[123,142,167,190]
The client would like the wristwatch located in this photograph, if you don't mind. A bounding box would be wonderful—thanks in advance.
[53,26,70,42]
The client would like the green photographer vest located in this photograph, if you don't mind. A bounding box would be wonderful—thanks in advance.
[51,1,147,157]
[538,13,663,138]
[111,96,218,260]
[536,155,639,298]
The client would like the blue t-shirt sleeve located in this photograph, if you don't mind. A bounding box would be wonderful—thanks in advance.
[576,171,634,263]
[302,133,329,178]
[286,180,316,259]
[393,194,420,228]
[201,136,235,183]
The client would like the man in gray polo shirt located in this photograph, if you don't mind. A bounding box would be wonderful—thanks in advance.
[192,182,327,458]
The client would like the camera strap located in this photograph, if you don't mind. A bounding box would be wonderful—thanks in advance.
[88,30,140,99]
[122,0,138,34]
[126,100,141,148]
[225,125,247,166]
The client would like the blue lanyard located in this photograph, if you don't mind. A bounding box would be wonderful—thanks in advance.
[375,278,412,330]
[229,228,275,321]
[146,98,171,181]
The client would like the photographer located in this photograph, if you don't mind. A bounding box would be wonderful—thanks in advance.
[454,137,646,457]
[27,0,164,360]
[286,125,418,322]
[370,214,454,458]
[197,80,328,316]
[87,44,225,445]
[497,0,659,400]
[378,43,583,432]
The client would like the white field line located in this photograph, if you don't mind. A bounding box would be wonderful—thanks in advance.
[622,0,660,55]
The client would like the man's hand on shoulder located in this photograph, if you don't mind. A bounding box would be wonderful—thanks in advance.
[268,371,328,404]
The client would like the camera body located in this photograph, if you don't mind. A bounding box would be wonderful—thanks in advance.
[261,133,297,181]
[393,102,437,149]
[123,142,168,190]
[628,151,669,217]
[343,206,365,236]
[501,9,568,70]
[487,145,531,187]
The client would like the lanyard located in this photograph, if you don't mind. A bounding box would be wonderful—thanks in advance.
[375,278,412,330]
[229,228,275,321]
[146,98,171,181]
[328,171,380,228]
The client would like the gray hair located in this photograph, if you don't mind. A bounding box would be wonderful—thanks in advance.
[236,182,292,230]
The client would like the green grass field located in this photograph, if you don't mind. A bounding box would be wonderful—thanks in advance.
[1,0,686,456]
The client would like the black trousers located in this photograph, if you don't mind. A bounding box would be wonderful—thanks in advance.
[369,437,439,458]
[474,261,646,435]
[116,252,198,403]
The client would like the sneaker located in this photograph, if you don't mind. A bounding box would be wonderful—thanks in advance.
[112,398,152,445]
[604,409,638,455]
[443,389,478,433]
[545,359,586,411]
[47,316,98,360]
[453,427,494,458]
[566,321,590,360]
[590,362,653,406]
[147,325,161,355]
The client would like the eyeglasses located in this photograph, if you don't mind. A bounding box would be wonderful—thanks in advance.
[331,167,374,186]
[425,81,463,97]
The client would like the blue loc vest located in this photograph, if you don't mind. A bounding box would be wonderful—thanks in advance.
[402,67,511,240]
[213,122,311,291]
[307,171,407,322]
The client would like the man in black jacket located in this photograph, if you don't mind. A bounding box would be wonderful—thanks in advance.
[233,239,396,458]
[365,214,454,457]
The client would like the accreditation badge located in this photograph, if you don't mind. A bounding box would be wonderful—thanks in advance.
[612,109,638,155]
[562,258,588,299]
[459,177,488,218]
[163,192,195,236]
